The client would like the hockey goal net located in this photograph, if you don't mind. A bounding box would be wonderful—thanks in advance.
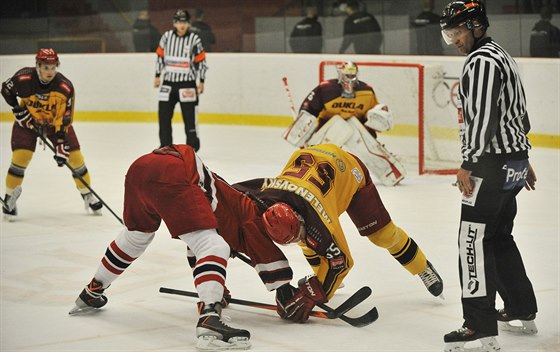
[319,60,461,175]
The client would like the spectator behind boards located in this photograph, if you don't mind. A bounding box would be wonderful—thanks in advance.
[530,5,560,57]
[411,0,443,55]
[132,10,161,52]
[289,5,323,53]
[191,8,216,52]
[339,0,383,54]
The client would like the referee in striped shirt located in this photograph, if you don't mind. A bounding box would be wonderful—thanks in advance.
[440,1,538,350]
[154,9,208,151]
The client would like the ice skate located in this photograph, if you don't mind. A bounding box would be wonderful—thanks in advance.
[69,278,108,315]
[196,302,250,351]
[419,260,444,299]
[497,308,537,335]
[444,327,500,352]
[81,192,103,215]
[2,186,22,222]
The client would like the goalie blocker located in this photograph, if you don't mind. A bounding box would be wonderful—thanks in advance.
[283,112,405,186]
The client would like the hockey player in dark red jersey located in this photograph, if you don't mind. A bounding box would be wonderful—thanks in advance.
[1,48,102,221]
[283,61,406,186]
[234,144,444,323]
[70,144,297,350]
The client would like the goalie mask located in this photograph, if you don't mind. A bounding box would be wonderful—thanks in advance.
[262,202,304,245]
[35,48,59,84]
[337,61,359,98]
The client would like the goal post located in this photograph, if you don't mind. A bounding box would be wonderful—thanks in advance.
[318,60,461,175]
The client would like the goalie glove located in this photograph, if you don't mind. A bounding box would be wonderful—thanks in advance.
[283,110,318,148]
[275,275,327,323]
[12,106,35,130]
[54,131,70,167]
[365,103,393,132]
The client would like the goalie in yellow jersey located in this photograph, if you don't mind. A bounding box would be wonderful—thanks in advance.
[233,144,442,323]
[283,61,405,186]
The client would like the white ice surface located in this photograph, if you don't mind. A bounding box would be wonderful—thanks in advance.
[0,122,558,351]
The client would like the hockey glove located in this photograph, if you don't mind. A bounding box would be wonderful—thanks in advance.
[54,131,70,167]
[275,275,327,323]
[13,106,35,130]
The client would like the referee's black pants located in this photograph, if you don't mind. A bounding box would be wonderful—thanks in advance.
[158,80,199,151]
[458,154,537,335]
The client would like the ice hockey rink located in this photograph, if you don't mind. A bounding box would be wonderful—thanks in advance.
[0,122,558,351]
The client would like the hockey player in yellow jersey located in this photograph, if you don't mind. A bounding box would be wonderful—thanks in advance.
[1,49,102,221]
[283,61,406,186]
[233,144,443,323]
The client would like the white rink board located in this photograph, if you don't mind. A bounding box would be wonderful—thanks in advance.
[0,53,558,137]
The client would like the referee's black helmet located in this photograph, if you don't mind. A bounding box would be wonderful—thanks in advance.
[440,0,489,31]
[173,9,190,22]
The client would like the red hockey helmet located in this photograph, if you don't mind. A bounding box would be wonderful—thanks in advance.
[35,48,60,66]
[262,202,303,245]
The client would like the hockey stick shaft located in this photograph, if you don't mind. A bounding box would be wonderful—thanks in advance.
[36,132,124,225]
[159,287,330,319]
[281,77,298,120]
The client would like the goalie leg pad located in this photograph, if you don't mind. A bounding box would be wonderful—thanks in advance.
[344,118,405,186]
[306,115,354,146]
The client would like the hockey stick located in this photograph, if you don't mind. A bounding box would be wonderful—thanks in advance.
[229,250,378,326]
[281,77,298,120]
[35,132,124,225]
[159,286,377,327]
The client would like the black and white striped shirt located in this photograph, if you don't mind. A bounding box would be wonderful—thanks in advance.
[155,30,208,82]
[458,37,531,167]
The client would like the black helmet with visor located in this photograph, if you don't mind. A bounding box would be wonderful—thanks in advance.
[440,1,489,45]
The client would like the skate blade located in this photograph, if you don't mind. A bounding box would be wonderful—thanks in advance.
[3,214,17,222]
[444,336,500,352]
[499,320,538,335]
[196,336,251,351]
[85,207,103,216]
[68,303,101,316]
[90,209,103,216]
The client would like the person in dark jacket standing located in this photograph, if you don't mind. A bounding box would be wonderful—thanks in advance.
[339,0,382,54]
[154,9,208,151]
[412,0,443,55]
[530,5,560,57]
[289,6,323,53]
[191,8,217,52]
[132,10,161,52]
[440,1,538,351]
